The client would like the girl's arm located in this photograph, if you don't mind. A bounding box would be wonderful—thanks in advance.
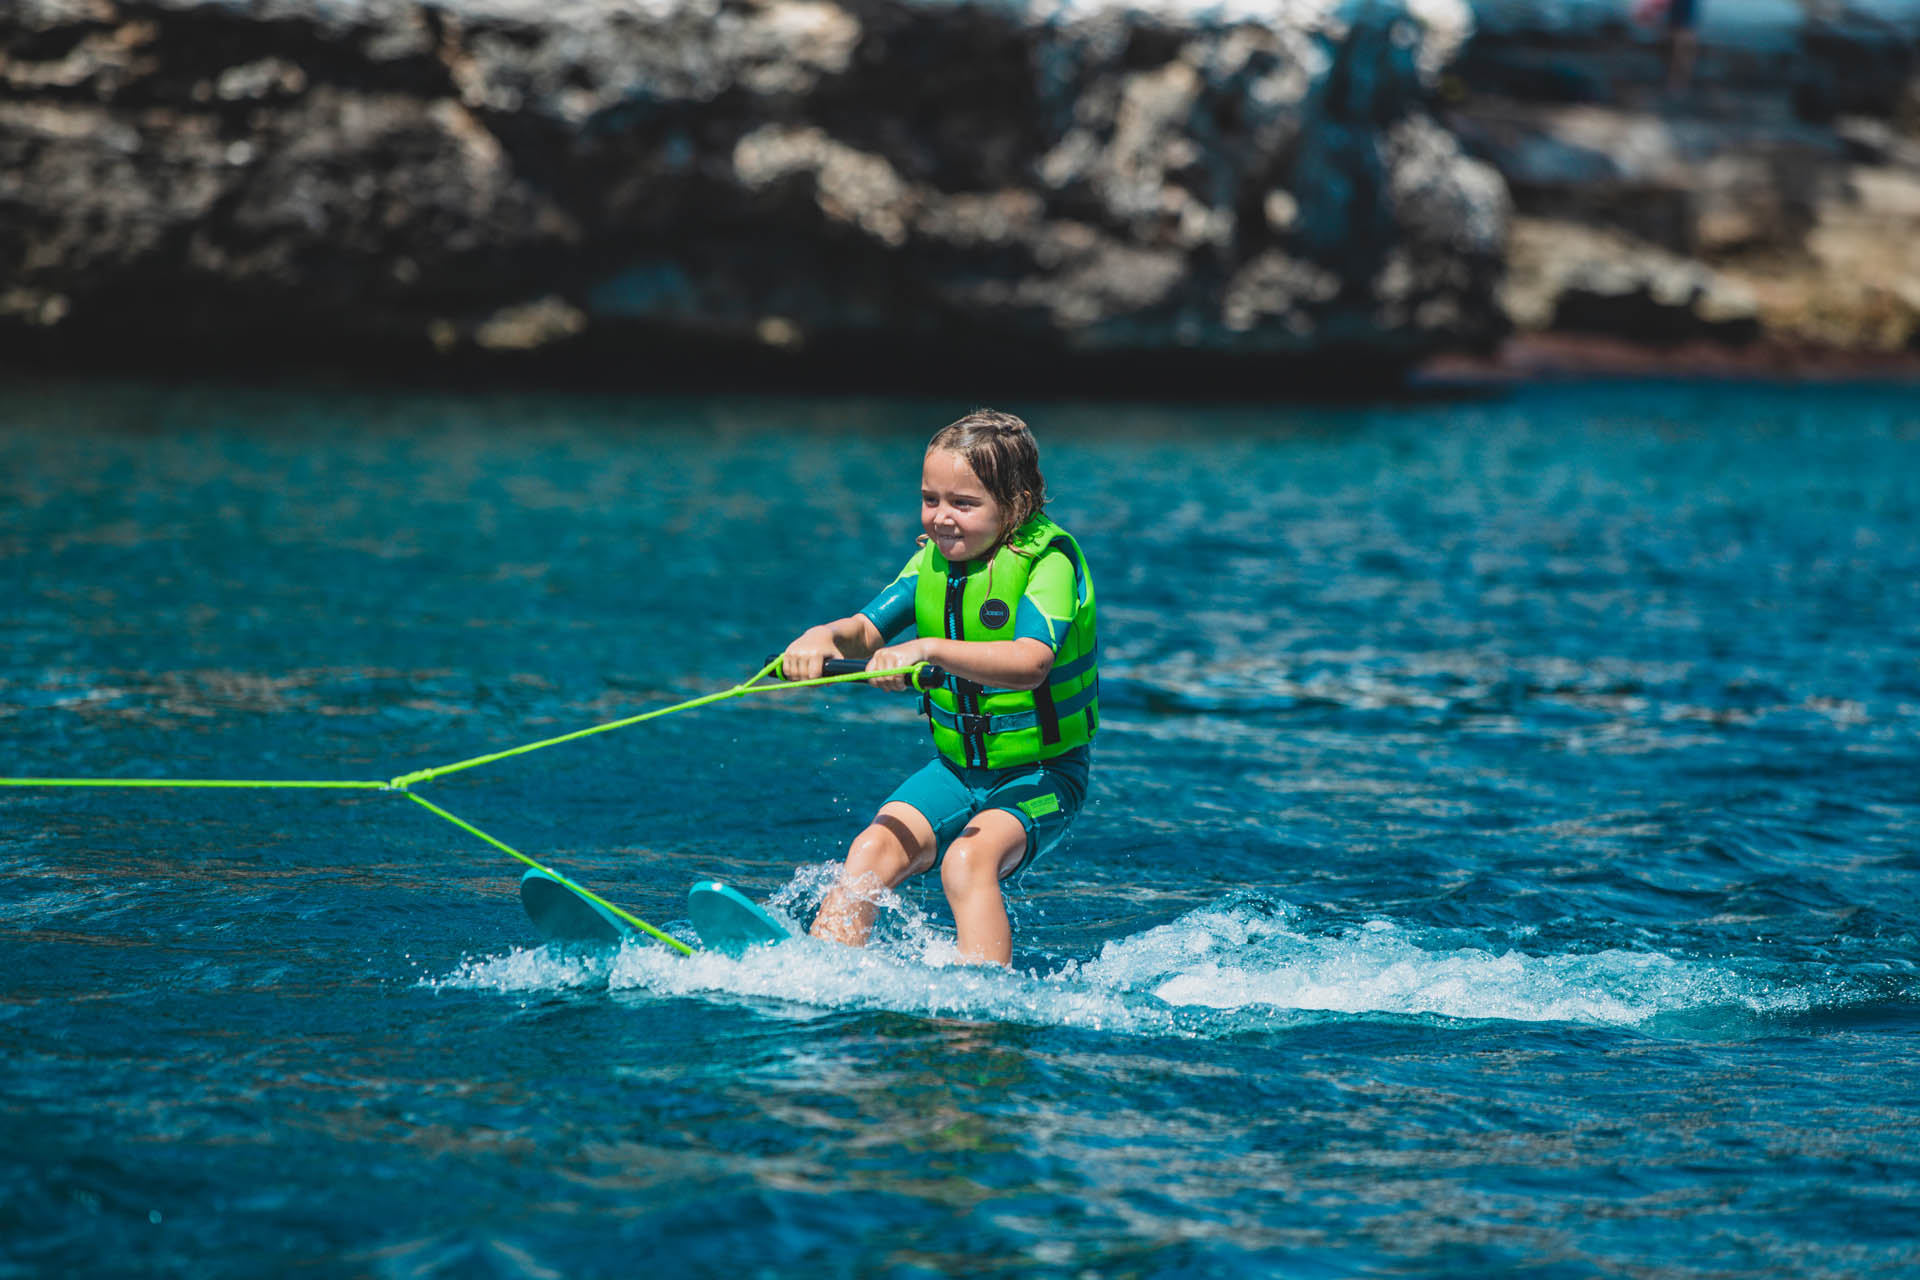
[867,636,1053,692]
[780,614,885,680]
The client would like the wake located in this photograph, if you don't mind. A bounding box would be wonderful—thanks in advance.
[437,876,1824,1036]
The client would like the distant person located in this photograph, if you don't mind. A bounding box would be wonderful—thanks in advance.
[780,410,1097,966]
[1633,0,1700,95]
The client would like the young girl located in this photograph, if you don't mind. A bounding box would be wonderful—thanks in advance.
[780,409,1098,966]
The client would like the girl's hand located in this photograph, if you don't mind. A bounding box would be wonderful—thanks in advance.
[868,640,935,692]
[781,626,845,681]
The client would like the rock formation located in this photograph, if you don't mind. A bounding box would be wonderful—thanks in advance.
[3,0,1914,387]
[1447,0,1920,374]
[0,0,1506,388]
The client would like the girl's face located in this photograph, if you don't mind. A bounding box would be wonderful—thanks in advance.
[921,448,1009,563]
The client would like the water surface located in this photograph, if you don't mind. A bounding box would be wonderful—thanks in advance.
[4,378,1917,1276]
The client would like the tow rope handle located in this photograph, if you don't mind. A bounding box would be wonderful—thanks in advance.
[764,656,947,692]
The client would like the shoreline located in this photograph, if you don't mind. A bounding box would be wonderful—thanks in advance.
[1417,333,1920,387]
[6,334,1918,403]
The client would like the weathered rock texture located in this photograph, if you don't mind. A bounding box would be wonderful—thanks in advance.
[8,0,1915,386]
[0,0,1508,387]
[1448,0,1920,372]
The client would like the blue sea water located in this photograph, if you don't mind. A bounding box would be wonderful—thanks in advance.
[2,376,1917,1278]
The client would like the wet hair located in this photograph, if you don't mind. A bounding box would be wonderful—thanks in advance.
[926,409,1047,549]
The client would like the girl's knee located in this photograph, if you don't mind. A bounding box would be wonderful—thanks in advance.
[844,817,924,885]
[939,811,1028,898]
[844,832,900,881]
[939,839,1007,900]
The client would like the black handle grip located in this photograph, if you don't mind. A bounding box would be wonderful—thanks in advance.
[765,656,947,691]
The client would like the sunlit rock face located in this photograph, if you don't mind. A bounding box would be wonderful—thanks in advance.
[1449,0,1920,365]
[0,0,1507,385]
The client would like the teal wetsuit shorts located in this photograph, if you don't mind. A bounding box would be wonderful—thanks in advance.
[882,745,1090,876]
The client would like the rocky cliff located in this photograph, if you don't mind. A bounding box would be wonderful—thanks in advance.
[2,0,1914,389]
[0,0,1507,389]
[1445,0,1920,376]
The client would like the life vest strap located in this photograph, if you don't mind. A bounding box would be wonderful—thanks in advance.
[924,680,1098,737]
[1050,644,1097,685]
[1033,681,1061,746]
[922,646,1095,701]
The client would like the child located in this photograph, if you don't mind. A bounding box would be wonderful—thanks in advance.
[780,409,1098,966]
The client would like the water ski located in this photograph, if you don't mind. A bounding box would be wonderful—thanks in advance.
[519,868,792,956]
[519,868,634,944]
[687,880,793,956]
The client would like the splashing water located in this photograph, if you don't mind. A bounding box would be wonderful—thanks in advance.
[439,880,1816,1033]
[1075,893,1819,1025]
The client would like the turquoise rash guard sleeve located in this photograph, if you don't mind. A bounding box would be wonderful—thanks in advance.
[858,545,930,643]
[1014,548,1076,649]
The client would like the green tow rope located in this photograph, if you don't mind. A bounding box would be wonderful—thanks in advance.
[0,778,388,789]
[2,657,930,954]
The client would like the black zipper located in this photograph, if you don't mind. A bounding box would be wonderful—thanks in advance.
[944,561,985,766]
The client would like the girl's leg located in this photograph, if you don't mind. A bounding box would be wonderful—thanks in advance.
[938,809,1030,966]
[811,801,936,947]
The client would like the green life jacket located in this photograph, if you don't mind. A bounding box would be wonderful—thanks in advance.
[913,513,1098,769]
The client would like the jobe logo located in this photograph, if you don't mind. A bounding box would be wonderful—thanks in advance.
[979,599,1011,629]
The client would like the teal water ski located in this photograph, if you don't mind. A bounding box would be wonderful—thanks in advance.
[520,868,791,955]
[518,868,635,944]
[687,880,792,956]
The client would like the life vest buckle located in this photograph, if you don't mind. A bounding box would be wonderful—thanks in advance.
[953,711,993,735]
